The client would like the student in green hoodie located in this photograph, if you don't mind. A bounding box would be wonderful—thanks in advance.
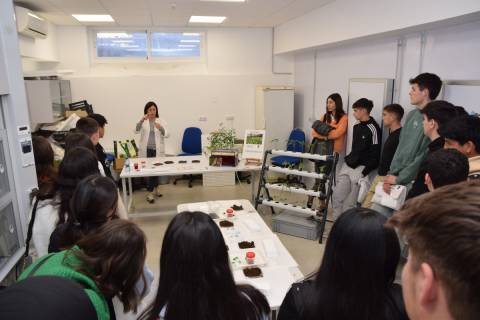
[372,73,442,217]
[18,220,147,320]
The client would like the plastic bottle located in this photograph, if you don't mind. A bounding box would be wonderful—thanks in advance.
[125,158,131,173]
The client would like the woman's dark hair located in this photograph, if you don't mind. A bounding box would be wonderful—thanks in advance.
[56,175,118,251]
[65,132,97,157]
[139,211,269,320]
[32,135,57,199]
[57,147,100,223]
[304,208,400,320]
[324,93,345,123]
[72,219,147,313]
[144,101,159,118]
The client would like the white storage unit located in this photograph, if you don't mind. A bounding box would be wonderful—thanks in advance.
[255,86,294,151]
[24,79,71,130]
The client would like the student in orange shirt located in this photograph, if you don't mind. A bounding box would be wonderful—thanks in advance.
[308,93,348,209]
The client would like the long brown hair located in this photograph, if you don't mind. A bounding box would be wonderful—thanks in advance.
[32,135,57,199]
[324,93,345,124]
[72,220,147,312]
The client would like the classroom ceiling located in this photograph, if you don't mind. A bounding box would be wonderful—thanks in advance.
[14,0,334,27]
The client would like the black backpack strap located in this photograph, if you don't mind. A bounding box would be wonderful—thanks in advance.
[24,197,40,258]
[26,254,54,278]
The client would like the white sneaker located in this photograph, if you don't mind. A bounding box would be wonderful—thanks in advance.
[146,193,155,203]
[155,186,163,197]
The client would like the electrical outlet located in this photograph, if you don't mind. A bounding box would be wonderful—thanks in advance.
[199,116,207,122]
[225,115,234,121]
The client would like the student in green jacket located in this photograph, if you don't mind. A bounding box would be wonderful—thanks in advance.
[18,220,147,320]
[372,73,442,217]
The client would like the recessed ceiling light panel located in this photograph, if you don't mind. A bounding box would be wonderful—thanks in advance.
[189,16,226,24]
[72,14,114,22]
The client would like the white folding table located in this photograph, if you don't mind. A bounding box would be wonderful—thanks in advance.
[177,199,304,312]
[120,155,261,213]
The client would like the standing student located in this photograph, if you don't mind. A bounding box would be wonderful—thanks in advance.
[406,101,467,199]
[73,119,106,177]
[362,104,403,208]
[139,211,270,320]
[387,181,480,320]
[135,101,169,204]
[278,208,407,320]
[331,98,381,219]
[88,113,112,179]
[441,115,480,179]
[308,93,348,209]
[373,73,442,216]
[423,149,469,191]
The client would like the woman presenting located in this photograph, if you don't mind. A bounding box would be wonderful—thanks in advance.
[136,101,169,204]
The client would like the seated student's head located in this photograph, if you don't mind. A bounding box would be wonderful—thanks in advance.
[74,219,147,313]
[409,73,442,107]
[0,276,98,320]
[57,147,100,223]
[304,208,401,320]
[32,135,57,198]
[55,175,118,251]
[382,103,404,128]
[65,132,97,156]
[387,180,480,320]
[352,98,374,121]
[75,117,100,145]
[140,211,269,320]
[424,148,469,191]
[420,100,467,139]
[440,115,480,158]
[87,113,107,139]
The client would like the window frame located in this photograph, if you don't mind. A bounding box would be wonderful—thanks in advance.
[89,28,206,64]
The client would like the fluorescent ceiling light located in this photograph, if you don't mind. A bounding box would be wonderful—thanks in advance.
[183,32,200,36]
[72,14,114,22]
[200,0,245,2]
[189,16,226,24]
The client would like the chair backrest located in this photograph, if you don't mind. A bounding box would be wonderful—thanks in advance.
[182,127,202,154]
[286,128,305,153]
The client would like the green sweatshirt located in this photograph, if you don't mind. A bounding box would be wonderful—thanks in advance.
[18,248,110,320]
[388,108,430,185]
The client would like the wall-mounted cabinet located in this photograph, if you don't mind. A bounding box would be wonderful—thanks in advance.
[24,79,71,130]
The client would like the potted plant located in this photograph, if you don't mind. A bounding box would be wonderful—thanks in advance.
[207,124,236,151]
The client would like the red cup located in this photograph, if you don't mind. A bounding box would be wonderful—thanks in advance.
[134,163,139,170]
[246,251,255,264]
[226,208,234,217]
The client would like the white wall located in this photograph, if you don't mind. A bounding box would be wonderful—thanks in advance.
[36,26,293,153]
[294,20,480,140]
[275,0,480,54]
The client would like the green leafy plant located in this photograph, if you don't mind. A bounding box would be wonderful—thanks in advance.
[208,124,236,150]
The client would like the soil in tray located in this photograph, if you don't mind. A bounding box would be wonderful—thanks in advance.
[238,241,255,249]
[243,267,263,278]
[219,220,234,228]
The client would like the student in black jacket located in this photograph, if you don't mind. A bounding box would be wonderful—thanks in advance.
[88,113,113,179]
[331,98,381,219]
[278,208,408,320]
[362,104,404,208]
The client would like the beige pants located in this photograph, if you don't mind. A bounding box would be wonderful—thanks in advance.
[361,175,385,209]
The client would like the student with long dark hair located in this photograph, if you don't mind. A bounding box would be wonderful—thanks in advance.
[19,220,147,320]
[139,211,270,320]
[278,208,407,320]
[31,146,99,257]
[308,93,348,209]
[48,175,118,253]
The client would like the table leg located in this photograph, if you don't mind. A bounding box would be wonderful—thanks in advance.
[251,171,256,203]
[122,178,127,208]
[128,177,133,212]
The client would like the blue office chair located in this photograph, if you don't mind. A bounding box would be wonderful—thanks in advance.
[270,128,306,187]
[174,127,202,188]
[271,128,305,166]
